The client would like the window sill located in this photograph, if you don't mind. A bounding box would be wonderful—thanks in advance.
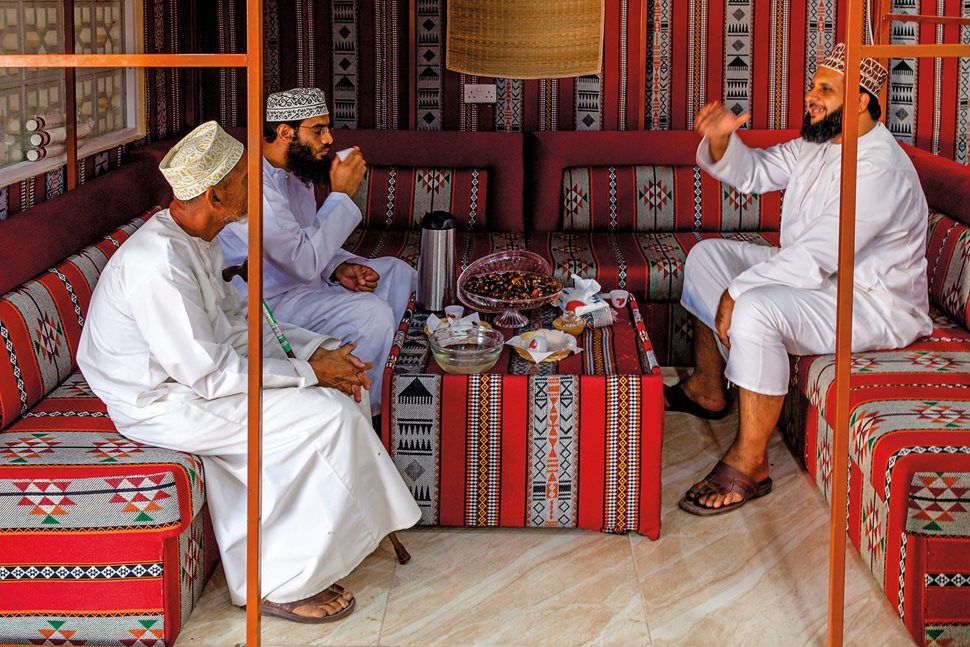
[0,127,146,188]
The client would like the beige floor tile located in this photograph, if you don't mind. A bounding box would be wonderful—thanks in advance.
[178,539,399,647]
[633,408,914,646]
[378,527,650,647]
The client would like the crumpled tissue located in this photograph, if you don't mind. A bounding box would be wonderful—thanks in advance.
[506,328,582,363]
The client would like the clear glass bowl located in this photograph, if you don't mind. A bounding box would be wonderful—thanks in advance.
[429,324,504,374]
[457,251,561,328]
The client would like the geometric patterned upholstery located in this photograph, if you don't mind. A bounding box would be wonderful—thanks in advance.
[782,308,970,642]
[926,211,970,331]
[0,209,155,430]
[350,166,488,230]
[560,165,782,232]
[0,209,211,646]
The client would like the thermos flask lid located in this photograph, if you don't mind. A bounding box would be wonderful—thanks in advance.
[421,210,456,230]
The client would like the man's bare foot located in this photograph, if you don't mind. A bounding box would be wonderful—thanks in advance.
[261,584,356,623]
[691,448,769,510]
[677,375,727,413]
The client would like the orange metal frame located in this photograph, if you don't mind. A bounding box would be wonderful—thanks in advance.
[829,3,970,646]
[0,4,266,645]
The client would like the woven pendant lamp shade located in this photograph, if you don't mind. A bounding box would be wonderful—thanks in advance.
[446,0,604,79]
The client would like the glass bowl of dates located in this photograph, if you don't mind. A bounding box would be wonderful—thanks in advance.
[457,251,562,328]
[429,324,505,374]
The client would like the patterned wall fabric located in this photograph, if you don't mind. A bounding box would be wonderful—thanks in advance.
[247,0,970,166]
[349,166,487,230]
[559,165,782,232]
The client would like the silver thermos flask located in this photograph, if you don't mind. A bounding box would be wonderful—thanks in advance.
[416,210,456,311]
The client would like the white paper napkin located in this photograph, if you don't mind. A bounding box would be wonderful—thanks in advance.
[557,273,609,316]
[506,328,582,363]
[426,311,481,334]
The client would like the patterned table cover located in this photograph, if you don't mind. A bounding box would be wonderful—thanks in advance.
[380,295,664,538]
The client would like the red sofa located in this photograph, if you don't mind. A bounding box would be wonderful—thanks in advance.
[0,141,219,646]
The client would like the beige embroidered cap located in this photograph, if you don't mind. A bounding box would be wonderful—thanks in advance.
[265,87,329,122]
[159,121,244,200]
[818,42,889,96]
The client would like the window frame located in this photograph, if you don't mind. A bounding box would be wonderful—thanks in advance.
[0,0,145,187]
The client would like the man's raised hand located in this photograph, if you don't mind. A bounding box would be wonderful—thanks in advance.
[694,101,750,163]
[308,342,374,402]
[330,146,366,196]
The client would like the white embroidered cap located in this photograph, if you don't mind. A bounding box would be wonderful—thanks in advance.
[818,42,889,96]
[265,87,329,122]
[159,121,244,201]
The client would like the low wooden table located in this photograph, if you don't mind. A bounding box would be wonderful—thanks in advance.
[380,295,664,538]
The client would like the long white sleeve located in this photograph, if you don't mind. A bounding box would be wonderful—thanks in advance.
[696,133,801,195]
[262,185,361,284]
[727,159,912,297]
[127,261,317,400]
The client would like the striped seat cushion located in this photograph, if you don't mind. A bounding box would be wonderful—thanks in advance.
[926,211,970,331]
[782,310,970,635]
[351,166,488,230]
[560,165,782,232]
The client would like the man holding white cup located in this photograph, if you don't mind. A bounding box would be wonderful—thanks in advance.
[217,87,416,415]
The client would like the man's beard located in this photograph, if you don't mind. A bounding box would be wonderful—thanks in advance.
[285,138,331,185]
[800,107,843,143]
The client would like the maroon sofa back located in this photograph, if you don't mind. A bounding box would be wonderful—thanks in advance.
[0,143,174,295]
[527,129,799,232]
[902,142,970,227]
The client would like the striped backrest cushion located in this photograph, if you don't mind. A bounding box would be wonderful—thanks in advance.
[0,209,156,429]
[926,210,970,329]
[560,165,782,232]
[351,166,488,230]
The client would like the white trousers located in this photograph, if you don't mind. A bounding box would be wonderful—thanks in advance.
[109,386,421,606]
[268,257,416,415]
[680,239,897,396]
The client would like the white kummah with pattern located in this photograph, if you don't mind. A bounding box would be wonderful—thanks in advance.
[265,87,329,122]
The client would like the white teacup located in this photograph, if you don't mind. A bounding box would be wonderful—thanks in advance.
[609,289,629,309]
[444,305,465,320]
[335,147,355,162]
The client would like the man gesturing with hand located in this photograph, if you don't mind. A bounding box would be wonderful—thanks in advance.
[669,44,932,517]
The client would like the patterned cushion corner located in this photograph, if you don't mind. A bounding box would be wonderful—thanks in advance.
[926,210,970,330]
[0,208,157,430]
[907,472,970,537]
[353,166,488,230]
[560,165,781,233]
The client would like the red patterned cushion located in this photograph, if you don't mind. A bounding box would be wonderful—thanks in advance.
[343,228,528,273]
[926,211,970,330]
[0,209,157,430]
[783,310,970,636]
[350,166,488,230]
[560,165,782,232]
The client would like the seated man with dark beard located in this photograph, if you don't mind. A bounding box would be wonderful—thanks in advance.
[667,44,932,515]
[218,87,416,416]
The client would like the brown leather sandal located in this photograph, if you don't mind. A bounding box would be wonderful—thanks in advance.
[679,459,772,516]
[260,584,356,623]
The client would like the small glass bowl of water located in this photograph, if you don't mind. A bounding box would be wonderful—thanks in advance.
[429,324,504,374]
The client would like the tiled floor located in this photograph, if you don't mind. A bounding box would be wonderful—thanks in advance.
[178,370,917,646]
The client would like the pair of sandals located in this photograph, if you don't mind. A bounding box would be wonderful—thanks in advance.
[261,583,356,623]
[665,382,773,515]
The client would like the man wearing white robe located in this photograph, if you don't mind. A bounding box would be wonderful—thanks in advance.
[672,44,933,515]
[77,121,420,621]
[218,88,416,416]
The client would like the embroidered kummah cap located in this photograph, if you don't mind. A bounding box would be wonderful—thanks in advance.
[818,42,889,96]
[265,87,329,122]
[159,121,244,201]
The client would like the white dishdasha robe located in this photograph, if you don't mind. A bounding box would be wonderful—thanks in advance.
[683,122,933,395]
[218,158,416,414]
[78,209,420,605]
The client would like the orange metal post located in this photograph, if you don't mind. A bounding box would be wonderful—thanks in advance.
[408,0,417,131]
[245,0,265,644]
[0,53,248,68]
[64,0,78,190]
[828,4,866,646]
